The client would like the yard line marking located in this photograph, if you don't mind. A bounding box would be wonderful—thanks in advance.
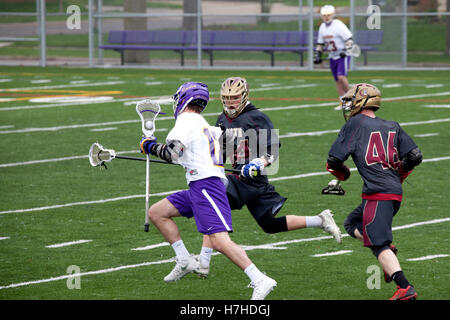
[382,84,402,88]
[30,79,51,84]
[0,125,14,129]
[1,217,448,291]
[0,81,124,92]
[312,250,353,257]
[0,190,185,215]
[46,240,92,248]
[0,237,10,241]
[406,254,449,262]
[0,79,12,83]
[90,127,117,132]
[425,84,443,88]
[383,91,450,101]
[423,104,450,108]
[1,156,449,214]
[414,133,439,137]
[131,242,170,251]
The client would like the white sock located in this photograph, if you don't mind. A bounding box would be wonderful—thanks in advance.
[171,240,190,260]
[305,216,323,228]
[199,247,213,268]
[244,264,265,283]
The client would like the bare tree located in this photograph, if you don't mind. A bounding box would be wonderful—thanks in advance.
[183,0,201,30]
[124,0,149,63]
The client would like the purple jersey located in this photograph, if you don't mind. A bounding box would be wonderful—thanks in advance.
[328,114,417,197]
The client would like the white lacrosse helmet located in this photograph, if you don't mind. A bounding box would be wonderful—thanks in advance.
[320,5,335,16]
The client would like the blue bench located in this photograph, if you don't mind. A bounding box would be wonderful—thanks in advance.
[100,30,382,67]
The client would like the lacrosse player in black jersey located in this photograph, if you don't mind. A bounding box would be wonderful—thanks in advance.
[193,77,342,278]
[326,83,422,300]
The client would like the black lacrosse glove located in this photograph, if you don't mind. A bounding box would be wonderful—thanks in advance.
[313,50,323,64]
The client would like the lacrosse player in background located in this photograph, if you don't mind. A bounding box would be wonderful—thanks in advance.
[326,83,422,300]
[193,77,342,279]
[139,82,276,300]
[314,5,354,104]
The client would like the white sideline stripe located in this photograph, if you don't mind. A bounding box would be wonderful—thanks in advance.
[46,240,92,248]
[131,242,170,251]
[0,150,138,168]
[0,237,10,241]
[0,125,14,129]
[312,250,353,257]
[201,189,231,232]
[0,156,449,215]
[425,84,444,88]
[0,81,124,92]
[1,217,448,291]
[90,127,117,132]
[382,84,402,88]
[406,254,449,262]
[414,133,439,137]
[423,104,450,108]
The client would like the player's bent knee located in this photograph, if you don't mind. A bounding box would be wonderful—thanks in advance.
[257,213,288,234]
[370,245,391,258]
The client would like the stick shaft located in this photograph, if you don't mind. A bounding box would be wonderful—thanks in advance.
[114,155,241,174]
[145,154,150,231]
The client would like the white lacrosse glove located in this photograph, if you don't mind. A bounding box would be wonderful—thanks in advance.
[241,158,265,178]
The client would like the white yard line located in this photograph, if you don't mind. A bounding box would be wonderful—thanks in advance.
[0,156,449,215]
[414,133,439,137]
[0,237,10,241]
[46,240,92,248]
[406,254,449,262]
[312,250,353,257]
[0,81,124,92]
[0,217,448,291]
[131,242,170,251]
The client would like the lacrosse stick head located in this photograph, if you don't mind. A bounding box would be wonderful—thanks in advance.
[321,179,345,195]
[89,142,116,167]
[347,44,361,57]
[136,99,161,137]
[172,82,209,119]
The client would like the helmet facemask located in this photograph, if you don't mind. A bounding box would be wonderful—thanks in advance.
[340,83,381,121]
[220,77,249,119]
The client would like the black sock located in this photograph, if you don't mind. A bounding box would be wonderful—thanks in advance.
[392,271,410,289]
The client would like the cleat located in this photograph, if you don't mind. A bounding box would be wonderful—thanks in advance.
[248,275,277,300]
[384,244,398,283]
[319,209,342,243]
[389,285,417,300]
[193,255,210,279]
[163,255,199,282]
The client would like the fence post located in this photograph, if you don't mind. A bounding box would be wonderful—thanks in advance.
[402,0,408,68]
[88,0,94,67]
[308,0,313,70]
[197,0,202,68]
[38,0,46,67]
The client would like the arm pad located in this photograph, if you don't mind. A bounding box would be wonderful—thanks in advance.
[150,140,185,163]
[326,156,350,181]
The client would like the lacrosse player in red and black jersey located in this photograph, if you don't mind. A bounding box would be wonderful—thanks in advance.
[326,83,422,300]
[194,77,343,279]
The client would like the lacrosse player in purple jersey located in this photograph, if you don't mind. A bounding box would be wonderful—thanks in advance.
[193,77,342,279]
[326,83,422,300]
[139,82,277,300]
[314,5,354,104]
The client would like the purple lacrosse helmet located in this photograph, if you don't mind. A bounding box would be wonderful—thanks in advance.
[172,82,209,119]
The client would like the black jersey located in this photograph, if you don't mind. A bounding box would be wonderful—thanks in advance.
[328,113,417,197]
[216,103,280,182]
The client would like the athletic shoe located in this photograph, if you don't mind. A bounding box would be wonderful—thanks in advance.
[248,275,277,300]
[163,255,199,282]
[389,285,417,300]
[193,255,210,279]
[384,244,399,283]
[319,209,342,243]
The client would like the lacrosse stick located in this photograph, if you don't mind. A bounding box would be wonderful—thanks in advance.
[136,99,161,232]
[321,179,345,195]
[89,142,241,173]
[345,44,361,58]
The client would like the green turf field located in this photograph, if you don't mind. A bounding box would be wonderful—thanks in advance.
[0,66,449,301]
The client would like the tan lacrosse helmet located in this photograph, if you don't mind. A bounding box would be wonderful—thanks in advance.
[220,77,249,118]
[340,83,381,121]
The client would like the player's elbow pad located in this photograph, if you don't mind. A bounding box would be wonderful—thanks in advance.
[401,147,422,171]
[151,140,185,163]
[326,156,350,181]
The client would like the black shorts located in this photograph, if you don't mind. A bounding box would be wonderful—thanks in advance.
[344,199,401,247]
[226,174,287,221]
